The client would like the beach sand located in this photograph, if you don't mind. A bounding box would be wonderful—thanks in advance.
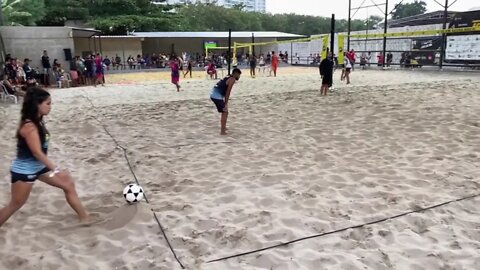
[1,68,480,269]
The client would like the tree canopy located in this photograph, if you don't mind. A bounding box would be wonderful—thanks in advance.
[1,0,46,26]
[0,1,391,35]
[391,0,427,20]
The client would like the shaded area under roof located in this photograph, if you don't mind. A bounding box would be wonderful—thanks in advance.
[131,31,304,38]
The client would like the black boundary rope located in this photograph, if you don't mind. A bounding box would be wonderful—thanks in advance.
[207,192,480,263]
[79,90,480,267]
[81,91,185,269]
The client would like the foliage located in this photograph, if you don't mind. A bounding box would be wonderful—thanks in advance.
[176,3,370,35]
[30,1,379,35]
[90,15,179,35]
[36,0,89,26]
[2,0,46,26]
[366,15,384,29]
[391,0,427,20]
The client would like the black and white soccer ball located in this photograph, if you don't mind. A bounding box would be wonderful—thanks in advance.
[123,184,144,203]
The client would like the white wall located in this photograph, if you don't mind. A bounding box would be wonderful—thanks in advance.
[0,26,74,71]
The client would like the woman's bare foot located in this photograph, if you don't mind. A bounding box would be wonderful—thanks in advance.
[79,213,101,226]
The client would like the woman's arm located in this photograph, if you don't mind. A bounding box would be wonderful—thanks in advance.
[20,123,56,171]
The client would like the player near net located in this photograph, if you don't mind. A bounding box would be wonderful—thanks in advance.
[319,52,334,96]
[210,68,242,135]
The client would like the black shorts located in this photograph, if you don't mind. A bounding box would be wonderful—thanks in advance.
[346,68,351,72]
[11,167,49,183]
[4,84,15,95]
[322,76,333,86]
[211,98,225,113]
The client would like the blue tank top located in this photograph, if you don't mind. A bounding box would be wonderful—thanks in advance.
[11,121,50,174]
[211,76,231,98]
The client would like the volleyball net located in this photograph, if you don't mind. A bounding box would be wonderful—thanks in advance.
[204,23,480,69]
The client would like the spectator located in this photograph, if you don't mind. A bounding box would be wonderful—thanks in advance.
[75,56,86,85]
[41,50,51,87]
[103,56,111,70]
[360,53,367,69]
[22,58,37,86]
[94,53,105,87]
[4,58,17,84]
[114,54,122,70]
[84,55,94,85]
[207,61,217,79]
[1,74,25,97]
[377,53,385,67]
[386,52,393,67]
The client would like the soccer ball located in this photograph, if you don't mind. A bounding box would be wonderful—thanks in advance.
[123,184,144,203]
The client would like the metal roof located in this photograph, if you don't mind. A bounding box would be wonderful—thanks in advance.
[98,35,143,38]
[68,27,101,38]
[131,31,304,38]
[388,10,459,28]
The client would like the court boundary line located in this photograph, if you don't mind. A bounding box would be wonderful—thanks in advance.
[206,192,480,263]
[81,91,185,269]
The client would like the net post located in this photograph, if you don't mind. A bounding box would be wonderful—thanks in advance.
[228,29,232,75]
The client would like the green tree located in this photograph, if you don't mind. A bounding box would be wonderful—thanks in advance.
[37,0,89,26]
[232,3,246,11]
[2,0,46,25]
[391,0,427,20]
[366,15,385,29]
[33,0,379,35]
[89,15,178,34]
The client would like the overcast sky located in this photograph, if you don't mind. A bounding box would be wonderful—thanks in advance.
[267,0,480,19]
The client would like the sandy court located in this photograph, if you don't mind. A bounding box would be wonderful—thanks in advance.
[104,66,314,84]
[1,68,480,269]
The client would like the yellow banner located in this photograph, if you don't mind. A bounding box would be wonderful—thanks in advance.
[338,35,345,65]
[321,35,328,60]
[231,26,479,49]
[349,26,480,39]
[236,35,325,47]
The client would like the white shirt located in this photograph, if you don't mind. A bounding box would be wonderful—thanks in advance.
[345,58,352,68]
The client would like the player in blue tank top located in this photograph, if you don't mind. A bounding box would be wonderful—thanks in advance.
[210,68,242,135]
[0,87,89,227]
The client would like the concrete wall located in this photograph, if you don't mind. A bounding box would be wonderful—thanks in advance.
[74,37,143,63]
[0,26,74,71]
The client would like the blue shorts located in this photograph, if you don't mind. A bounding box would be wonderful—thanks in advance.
[211,98,225,113]
[11,167,49,184]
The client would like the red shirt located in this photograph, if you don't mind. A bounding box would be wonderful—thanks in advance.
[272,55,279,66]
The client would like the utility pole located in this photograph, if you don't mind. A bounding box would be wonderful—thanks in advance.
[228,29,232,75]
[439,0,448,70]
[347,0,351,51]
[382,0,389,67]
